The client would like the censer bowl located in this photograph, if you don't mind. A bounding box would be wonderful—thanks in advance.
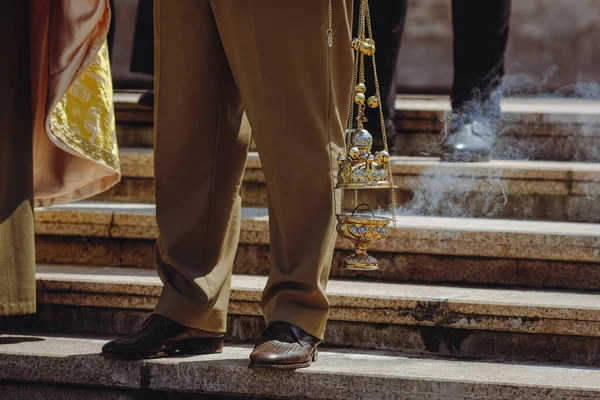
[336,204,391,271]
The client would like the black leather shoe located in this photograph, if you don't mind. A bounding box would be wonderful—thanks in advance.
[101,314,223,360]
[138,90,154,107]
[440,118,493,162]
[249,321,320,370]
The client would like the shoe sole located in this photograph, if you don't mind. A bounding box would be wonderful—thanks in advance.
[101,337,223,361]
[248,348,319,370]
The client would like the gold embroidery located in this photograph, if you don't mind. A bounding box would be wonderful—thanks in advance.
[49,42,120,172]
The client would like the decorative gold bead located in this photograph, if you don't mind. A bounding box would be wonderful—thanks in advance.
[367,96,380,108]
[378,150,390,163]
[355,83,367,94]
[365,38,376,55]
[359,42,370,54]
[349,147,361,160]
[351,38,361,51]
[359,41,375,56]
[354,93,366,105]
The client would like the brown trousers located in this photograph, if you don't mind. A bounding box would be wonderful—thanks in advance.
[152,0,353,339]
[0,0,36,316]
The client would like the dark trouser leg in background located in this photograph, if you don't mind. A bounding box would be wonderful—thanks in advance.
[442,0,512,162]
[130,0,154,76]
[452,0,511,112]
[130,0,155,107]
[107,0,115,58]
[353,0,407,153]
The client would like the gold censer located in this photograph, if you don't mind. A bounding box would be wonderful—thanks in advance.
[335,0,396,271]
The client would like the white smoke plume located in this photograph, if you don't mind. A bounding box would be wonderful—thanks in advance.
[384,67,600,221]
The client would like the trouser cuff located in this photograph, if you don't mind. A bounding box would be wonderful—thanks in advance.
[154,283,227,334]
[263,301,329,341]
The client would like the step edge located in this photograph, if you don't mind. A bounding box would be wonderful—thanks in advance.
[34,265,600,325]
[2,334,600,398]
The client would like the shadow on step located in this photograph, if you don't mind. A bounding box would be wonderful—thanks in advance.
[4,306,600,368]
[0,336,45,345]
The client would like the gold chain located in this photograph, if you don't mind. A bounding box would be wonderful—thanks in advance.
[333,0,398,223]
[357,0,366,132]
[338,0,397,223]
[341,0,367,213]
[327,0,333,47]
[364,0,396,224]
[335,0,396,270]
[355,0,368,210]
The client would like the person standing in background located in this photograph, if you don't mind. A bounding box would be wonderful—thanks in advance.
[0,0,119,317]
[360,0,512,162]
[129,0,155,106]
[108,0,155,106]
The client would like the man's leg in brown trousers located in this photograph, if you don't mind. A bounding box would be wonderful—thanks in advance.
[150,0,250,335]
[102,0,353,367]
[210,0,353,341]
[102,0,247,360]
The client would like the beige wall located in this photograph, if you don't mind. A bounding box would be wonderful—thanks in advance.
[396,0,600,93]
[111,0,600,93]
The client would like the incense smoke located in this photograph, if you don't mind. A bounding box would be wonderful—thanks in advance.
[389,67,600,222]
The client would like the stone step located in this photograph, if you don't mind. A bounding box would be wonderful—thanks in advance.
[94,148,600,223]
[113,92,254,150]
[395,95,600,162]
[5,264,600,366]
[34,202,600,290]
[115,92,600,162]
[3,334,600,400]
[113,92,153,148]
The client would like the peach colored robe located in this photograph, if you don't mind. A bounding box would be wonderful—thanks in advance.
[0,0,120,317]
[30,0,120,207]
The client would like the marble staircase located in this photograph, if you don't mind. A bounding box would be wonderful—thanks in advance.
[95,148,600,222]
[2,93,600,399]
[32,203,600,290]
[3,333,600,399]
[114,92,600,162]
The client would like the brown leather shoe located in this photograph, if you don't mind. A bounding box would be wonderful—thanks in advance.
[249,321,320,370]
[101,314,223,360]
